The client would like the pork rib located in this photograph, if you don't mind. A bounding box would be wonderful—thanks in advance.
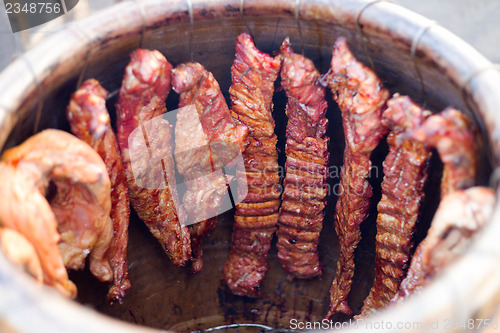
[393,187,494,301]
[393,107,480,300]
[322,38,389,317]
[359,95,432,316]
[277,38,329,280]
[222,33,282,297]
[172,62,249,273]
[116,49,191,266]
[67,79,131,303]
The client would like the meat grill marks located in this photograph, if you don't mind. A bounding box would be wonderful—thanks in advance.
[322,38,389,317]
[391,107,480,301]
[66,78,131,303]
[172,62,249,273]
[410,107,478,197]
[359,95,432,316]
[0,129,114,298]
[277,39,329,280]
[116,49,191,266]
[222,33,282,297]
[393,187,494,301]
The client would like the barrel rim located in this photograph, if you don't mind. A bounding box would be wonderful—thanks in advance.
[1,0,500,332]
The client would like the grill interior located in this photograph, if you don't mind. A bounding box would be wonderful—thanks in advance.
[0,2,496,332]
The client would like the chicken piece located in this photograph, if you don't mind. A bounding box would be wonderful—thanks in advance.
[172,62,249,273]
[0,227,43,282]
[393,187,494,300]
[359,95,432,316]
[67,78,131,303]
[0,129,113,298]
[321,37,389,317]
[277,38,329,280]
[116,49,191,266]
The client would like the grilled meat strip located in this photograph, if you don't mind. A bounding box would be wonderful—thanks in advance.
[116,49,191,266]
[359,95,432,316]
[222,33,282,297]
[322,38,389,317]
[410,107,478,197]
[172,62,249,273]
[393,186,494,301]
[277,39,329,280]
[391,107,480,300]
[67,79,131,303]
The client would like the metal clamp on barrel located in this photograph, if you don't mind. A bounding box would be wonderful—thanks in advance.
[68,20,97,90]
[132,0,147,49]
[410,20,438,108]
[355,0,397,71]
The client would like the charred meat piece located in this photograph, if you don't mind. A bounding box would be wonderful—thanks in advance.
[277,38,329,280]
[393,186,494,301]
[116,49,191,266]
[391,107,480,301]
[0,129,114,298]
[172,62,249,273]
[67,78,131,303]
[222,33,282,297]
[410,107,478,197]
[322,38,389,317]
[359,95,432,316]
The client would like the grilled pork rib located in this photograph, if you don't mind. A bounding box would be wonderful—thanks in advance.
[222,33,282,297]
[116,49,191,266]
[322,38,389,316]
[277,38,329,280]
[359,95,432,316]
[392,107,480,300]
[67,79,131,303]
[172,62,249,273]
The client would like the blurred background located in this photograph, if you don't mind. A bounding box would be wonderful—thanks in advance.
[0,0,499,72]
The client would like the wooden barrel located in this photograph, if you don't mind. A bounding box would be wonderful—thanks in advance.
[1,0,500,332]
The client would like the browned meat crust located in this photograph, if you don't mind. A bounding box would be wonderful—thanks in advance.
[276,38,329,280]
[222,33,282,297]
[322,38,389,317]
[359,95,432,316]
[116,49,191,266]
[391,107,480,301]
[393,187,494,301]
[410,107,478,197]
[67,79,131,303]
[172,62,249,273]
